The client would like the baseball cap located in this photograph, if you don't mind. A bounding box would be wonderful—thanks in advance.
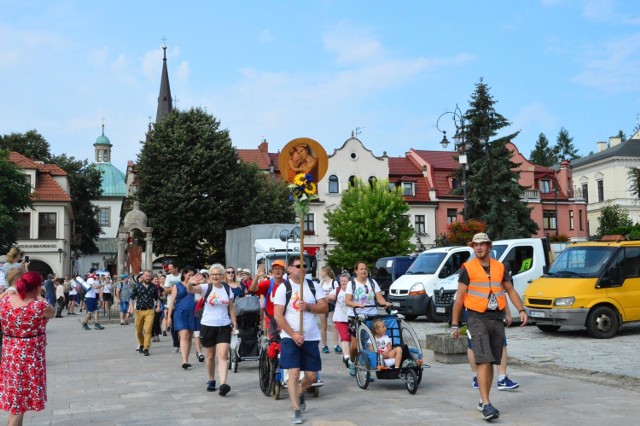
[471,233,492,244]
[89,267,97,273]
[120,274,129,279]
[271,260,286,270]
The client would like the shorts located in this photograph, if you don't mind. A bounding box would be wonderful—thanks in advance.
[103,293,112,303]
[200,324,232,347]
[334,322,350,342]
[85,297,98,313]
[466,313,505,365]
[279,338,322,371]
[327,302,335,313]
[467,334,507,349]
[68,294,77,303]
[120,300,130,313]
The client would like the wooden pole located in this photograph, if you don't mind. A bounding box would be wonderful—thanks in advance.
[299,215,305,333]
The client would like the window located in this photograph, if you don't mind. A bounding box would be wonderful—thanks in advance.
[303,213,315,235]
[451,178,460,190]
[38,212,57,239]
[543,210,557,230]
[17,213,30,239]
[582,183,588,204]
[97,151,102,162]
[625,247,640,278]
[502,245,534,276]
[368,176,377,187]
[597,180,604,202]
[348,175,356,187]
[103,151,109,162]
[388,182,396,191]
[540,180,551,193]
[579,209,583,230]
[414,215,426,234]
[402,182,415,196]
[569,210,574,230]
[97,207,110,227]
[328,175,339,193]
[447,208,458,224]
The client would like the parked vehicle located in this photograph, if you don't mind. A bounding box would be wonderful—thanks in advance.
[524,239,640,338]
[372,256,416,297]
[387,247,473,320]
[431,237,553,322]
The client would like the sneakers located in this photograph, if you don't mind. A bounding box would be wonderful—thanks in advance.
[334,345,342,353]
[481,403,500,421]
[343,357,350,368]
[173,347,180,353]
[82,323,91,330]
[472,376,479,389]
[143,349,150,356]
[207,380,216,392]
[477,401,484,412]
[298,394,306,411]
[219,383,230,396]
[322,345,330,353]
[137,346,143,353]
[197,352,205,362]
[497,376,519,390]
[163,331,167,336]
[292,409,303,424]
[94,323,104,330]
[348,360,356,377]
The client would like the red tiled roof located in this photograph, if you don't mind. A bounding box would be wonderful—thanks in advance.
[8,152,72,202]
[388,156,431,203]
[237,149,271,169]
[412,150,460,169]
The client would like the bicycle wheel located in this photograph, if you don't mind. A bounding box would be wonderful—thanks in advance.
[259,349,271,396]
[355,351,371,390]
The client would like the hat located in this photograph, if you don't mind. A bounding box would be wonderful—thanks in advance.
[199,269,208,275]
[89,267,97,273]
[120,274,129,279]
[271,260,286,270]
[471,233,492,244]
[241,269,251,275]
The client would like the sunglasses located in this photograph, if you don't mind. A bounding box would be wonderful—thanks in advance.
[293,264,307,269]
[226,271,235,274]
[211,273,222,276]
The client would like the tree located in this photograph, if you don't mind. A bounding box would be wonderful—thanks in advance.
[0,150,33,251]
[529,133,556,166]
[628,167,640,204]
[51,155,103,254]
[553,127,579,161]
[324,178,414,271]
[616,130,627,141]
[446,220,486,246]
[0,130,52,162]
[136,107,294,266]
[596,203,633,237]
[462,79,539,239]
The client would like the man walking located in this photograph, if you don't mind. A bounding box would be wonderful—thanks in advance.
[129,270,161,356]
[164,261,181,353]
[451,233,528,422]
[81,268,104,330]
[250,260,286,341]
[116,274,132,325]
[274,257,327,424]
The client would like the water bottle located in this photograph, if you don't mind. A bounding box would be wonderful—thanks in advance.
[378,349,384,369]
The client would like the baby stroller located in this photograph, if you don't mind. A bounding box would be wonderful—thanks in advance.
[352,309,424,394]
[229,295,261,372]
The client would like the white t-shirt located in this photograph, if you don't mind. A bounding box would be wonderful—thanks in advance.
[273,279,325,341]
[69,280,77,296]
[374,334,392,352]
[345,278,381,317]
[85,276,97,298]
[320,279,336,294]
[165,273,181,305]
[328,287,349,322]
[199,283,234,327]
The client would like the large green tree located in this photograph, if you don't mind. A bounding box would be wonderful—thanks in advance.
[0,130,52,162]
[629,167,640,203]
[529,133,556,166]
[324,178,414,271]
[596,203,633,237]
[554,127,579,161]
[462,79,539,239]
[0,150,33,251]
[136,107,294,266]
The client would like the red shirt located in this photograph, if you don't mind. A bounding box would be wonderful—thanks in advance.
[254,278,283,318]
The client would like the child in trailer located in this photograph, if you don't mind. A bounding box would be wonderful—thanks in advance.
[370,319,402,369]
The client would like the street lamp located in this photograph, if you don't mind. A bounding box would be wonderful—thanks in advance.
[436,105,471,220]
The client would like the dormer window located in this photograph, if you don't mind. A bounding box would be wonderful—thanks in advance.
[402,182,415,196]
[540,179,550,193]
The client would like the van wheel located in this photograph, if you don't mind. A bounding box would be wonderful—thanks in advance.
[425,301,436,322]
[586,306,619,339]
[404,315,417,321]
[536,324,561,333]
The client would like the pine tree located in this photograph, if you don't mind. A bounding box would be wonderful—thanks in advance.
[529,133,556,166]
[554,127,579,161]
[462,79,539,239]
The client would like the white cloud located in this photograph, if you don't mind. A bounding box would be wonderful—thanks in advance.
[581,0,617,22]
[322,21,385,65]
[111,54,128,71]
[175,61,190,81]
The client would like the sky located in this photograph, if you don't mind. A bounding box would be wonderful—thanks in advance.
[1,0,639,174]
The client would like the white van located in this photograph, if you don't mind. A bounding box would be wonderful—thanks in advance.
[387,246,473,320]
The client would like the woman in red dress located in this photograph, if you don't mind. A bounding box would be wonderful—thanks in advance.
[0,271,55,425]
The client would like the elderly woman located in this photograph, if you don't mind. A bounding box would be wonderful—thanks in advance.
[2,248,28,278]
[167,265,198,369]
[0,271,55,425]
[187,264,237,396]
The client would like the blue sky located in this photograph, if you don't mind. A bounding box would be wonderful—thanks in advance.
[1,0,639,173]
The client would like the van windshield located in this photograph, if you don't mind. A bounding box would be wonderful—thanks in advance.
[405,253,446,275]
[547,246,617,278]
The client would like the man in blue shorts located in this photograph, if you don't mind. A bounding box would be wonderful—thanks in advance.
[81,268,105,330]
[274,257,328,425]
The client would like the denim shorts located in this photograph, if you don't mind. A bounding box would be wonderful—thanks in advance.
[279,338,322,371]
[120,300,130,313]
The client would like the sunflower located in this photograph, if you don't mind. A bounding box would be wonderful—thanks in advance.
[293,173,306,187]
[305,182,317,195]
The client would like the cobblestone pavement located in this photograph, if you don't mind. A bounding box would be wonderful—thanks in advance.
[0,313,638,425]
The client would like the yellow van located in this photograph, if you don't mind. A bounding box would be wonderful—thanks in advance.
[524,239,640,338]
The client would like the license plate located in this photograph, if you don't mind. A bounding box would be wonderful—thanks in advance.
[392,302,401,307]
[436,307,446,314]
[529,310,545,318]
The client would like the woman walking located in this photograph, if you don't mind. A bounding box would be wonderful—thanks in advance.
[167,266,198,369]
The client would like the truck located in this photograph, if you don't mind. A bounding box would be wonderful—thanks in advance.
[524,238,640,338]
[225,224,317,279]
[430,237,553,322]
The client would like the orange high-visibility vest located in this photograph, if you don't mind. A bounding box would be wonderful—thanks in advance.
[463,257,506,313]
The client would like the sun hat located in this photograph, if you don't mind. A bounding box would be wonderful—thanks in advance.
[471,233,492,244]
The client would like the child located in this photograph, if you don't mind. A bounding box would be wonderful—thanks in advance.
[326,272,352,366]
[371,319,402,369]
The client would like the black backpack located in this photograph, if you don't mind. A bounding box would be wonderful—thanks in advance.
[282,279,317,315]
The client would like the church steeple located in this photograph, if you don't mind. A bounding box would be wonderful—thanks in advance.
[94,122,112,163]
[155,43,173,123]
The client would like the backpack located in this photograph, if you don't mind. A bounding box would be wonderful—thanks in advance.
[194,282,230,319]
[350,278,376,295]
[282,279,317,315]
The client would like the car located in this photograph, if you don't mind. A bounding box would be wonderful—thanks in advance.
[371,255,417,297]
